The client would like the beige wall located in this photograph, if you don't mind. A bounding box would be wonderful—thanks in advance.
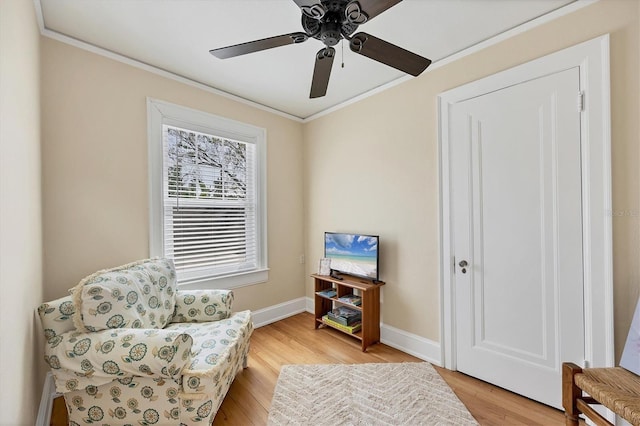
[40,39,306,312]
[304,0,639,360]
[0,0,44,423]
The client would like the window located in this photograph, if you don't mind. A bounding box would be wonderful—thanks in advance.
[148,99,267,288]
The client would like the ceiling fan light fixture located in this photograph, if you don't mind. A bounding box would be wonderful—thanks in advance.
[320,20,342,46]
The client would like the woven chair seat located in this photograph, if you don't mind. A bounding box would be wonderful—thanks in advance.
[574,367,640,425]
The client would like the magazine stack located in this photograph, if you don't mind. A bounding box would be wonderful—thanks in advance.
[323,306,362,334]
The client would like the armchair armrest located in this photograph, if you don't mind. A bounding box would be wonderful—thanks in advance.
[171,289,234,323]
[44,327,193,393]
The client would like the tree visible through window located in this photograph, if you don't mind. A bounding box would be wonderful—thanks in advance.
[163,125,258,280]
[166,127,247,199]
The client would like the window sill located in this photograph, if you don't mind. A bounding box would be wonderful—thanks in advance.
[177,268,269,290]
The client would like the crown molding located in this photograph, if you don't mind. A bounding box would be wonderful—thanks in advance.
[33,0,304,123]
[34,0,598,123]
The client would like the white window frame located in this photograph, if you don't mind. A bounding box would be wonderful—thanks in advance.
[147,98,268,289]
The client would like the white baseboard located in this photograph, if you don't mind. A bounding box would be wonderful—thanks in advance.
[305,296,315,313]
[36,372,60,426]
[380,323,441,365]
[304,297,441,364]
[251,297,308,328]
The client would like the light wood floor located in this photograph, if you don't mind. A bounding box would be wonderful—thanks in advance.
[52,312,569,425]
[212,312,567,425]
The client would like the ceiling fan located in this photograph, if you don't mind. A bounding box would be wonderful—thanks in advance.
[209,0,432,98]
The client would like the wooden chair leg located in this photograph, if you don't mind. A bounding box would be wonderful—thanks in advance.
[563,362,582,426]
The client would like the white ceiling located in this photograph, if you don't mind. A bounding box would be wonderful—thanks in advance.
[38,0,577,120]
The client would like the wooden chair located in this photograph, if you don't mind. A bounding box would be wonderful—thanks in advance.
[562,362,640,426]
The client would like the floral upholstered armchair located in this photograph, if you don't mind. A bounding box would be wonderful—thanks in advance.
[38,258,253,425]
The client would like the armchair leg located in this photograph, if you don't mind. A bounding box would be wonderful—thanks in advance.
[51,396,68,426]
[563,362,582,426]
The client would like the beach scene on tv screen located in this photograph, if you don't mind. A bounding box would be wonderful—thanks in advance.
[325,233,378,279]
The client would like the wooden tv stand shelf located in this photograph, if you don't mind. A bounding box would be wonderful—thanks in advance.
[312,273,384,352]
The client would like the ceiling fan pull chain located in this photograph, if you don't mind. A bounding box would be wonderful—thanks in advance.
[341,39,345,68]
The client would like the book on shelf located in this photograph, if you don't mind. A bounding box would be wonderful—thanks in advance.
[322,315,362,334]
[337,294,362,306]
[316,288,337,298]
[327,306,361,326]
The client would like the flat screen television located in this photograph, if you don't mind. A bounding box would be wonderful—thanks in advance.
[324,232,379,281]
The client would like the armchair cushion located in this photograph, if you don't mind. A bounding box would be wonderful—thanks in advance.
[45,327,193,393]
[70,258,177,332]
[171,289,234,323]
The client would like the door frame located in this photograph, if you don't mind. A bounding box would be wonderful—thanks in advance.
[438,35,613,371]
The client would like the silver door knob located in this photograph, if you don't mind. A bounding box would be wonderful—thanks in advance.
[459,260,468,273]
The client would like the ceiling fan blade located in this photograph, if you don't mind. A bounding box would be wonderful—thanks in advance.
[310,47,335,98]
[210,32,308,59]
[292,0,326,19]
[349,32,431,76]
[355,0,402,21]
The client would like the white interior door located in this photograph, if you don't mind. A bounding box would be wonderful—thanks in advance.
[450,67,584,408]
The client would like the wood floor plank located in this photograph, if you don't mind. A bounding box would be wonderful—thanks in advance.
[213,312,567,425]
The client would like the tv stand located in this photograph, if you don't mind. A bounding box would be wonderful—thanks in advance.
[312,273,385,351]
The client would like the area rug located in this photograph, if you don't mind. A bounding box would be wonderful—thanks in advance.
[267,362,478,425]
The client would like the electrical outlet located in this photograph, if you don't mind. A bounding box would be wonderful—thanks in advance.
[299,254,305,264]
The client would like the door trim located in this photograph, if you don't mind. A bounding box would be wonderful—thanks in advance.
[438,35,613,371]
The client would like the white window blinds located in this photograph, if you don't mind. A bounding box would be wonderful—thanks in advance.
[162,125,257,282]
